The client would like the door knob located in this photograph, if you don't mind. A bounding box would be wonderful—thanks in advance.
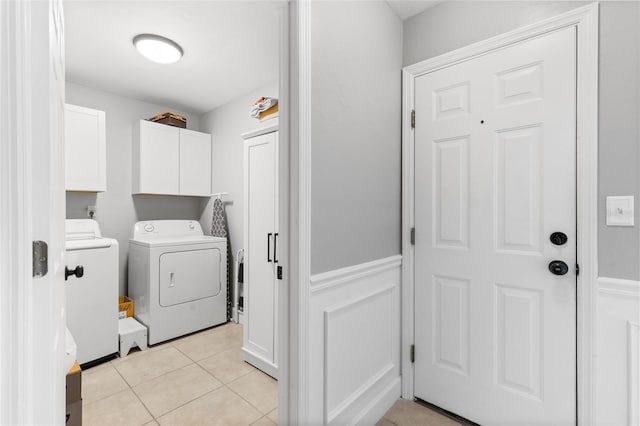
[550,232,568,246]
[65,265,84,281]
[548,260,569,276]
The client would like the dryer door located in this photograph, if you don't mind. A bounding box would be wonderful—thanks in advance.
[159,248,222,307]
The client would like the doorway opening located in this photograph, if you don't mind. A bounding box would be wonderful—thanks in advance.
[62,1,291,424]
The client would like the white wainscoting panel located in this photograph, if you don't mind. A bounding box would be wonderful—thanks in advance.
[596,277,640,426]
[309,256,402,425]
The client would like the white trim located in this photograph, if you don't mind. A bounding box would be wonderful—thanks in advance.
[401,65,416,401]
[311,255,402,292]
[401,4,599,424]
[313,259,402,425]
[243,347,279,379]
[323,283,395,424]
[277,1,292,424]
[628,322,640,426]
[351,378,402,426]
[598,277,640,298]
[241,121,279,140]
[287,0,312,423]
[0,2,34,423]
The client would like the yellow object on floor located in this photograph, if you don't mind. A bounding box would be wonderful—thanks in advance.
[118,295,134,318]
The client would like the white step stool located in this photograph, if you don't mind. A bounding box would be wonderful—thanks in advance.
[118,317,148,357]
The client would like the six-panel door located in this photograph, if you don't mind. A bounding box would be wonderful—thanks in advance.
[413,27,577,425]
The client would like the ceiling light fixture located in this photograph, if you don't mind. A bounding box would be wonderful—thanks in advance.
[133,34,183,64]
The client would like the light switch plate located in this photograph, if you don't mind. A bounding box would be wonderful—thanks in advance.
[606,196,634,226]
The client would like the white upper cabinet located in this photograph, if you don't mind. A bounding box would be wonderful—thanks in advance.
[179,129,212,196]
[133,120,180,195]
[133,120,211,196]
[65,104,106,192]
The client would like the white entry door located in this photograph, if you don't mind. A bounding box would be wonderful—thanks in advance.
[414,27,577,425]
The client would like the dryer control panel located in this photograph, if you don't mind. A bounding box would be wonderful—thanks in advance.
[133,220,204,239]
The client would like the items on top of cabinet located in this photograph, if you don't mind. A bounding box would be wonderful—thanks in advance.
[132,119,212,197]
[249,97,278,120]
[147,111,187,128]
[64,104,107,192]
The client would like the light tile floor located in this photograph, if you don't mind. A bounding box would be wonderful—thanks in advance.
[378,400,467,426]
[83,322,460,426]
[82,322,278,426]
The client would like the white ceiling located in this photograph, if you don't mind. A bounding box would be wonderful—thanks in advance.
[64,1,280,114]
[386,0,441,21]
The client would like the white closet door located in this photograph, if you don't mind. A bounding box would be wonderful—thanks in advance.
[244,131,277,367]
[64,104,106,192]
[179,128,211,196]
[137,120,179,194]
[414,27,577,425]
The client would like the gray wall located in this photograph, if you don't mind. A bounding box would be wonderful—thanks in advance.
[310,1,403,274]
[598,2,640,280]
[66,82,205,294]
[197,82,279,278]
[403,1,587,66]
[404,1,640,280]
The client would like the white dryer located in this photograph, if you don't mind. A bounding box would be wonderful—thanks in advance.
[128,220,227,344]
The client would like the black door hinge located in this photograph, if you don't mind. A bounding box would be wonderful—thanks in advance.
[411,110,415,129]
[410,344,415,363]
[277,266,283,280]
[576,263,580,276]
[410,228,415,245]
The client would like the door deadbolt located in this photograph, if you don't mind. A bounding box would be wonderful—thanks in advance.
[550,232,568,246]
[548,260,569,276]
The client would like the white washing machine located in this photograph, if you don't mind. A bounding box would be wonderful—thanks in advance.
[128,220,227,345]
[65,219,119,364]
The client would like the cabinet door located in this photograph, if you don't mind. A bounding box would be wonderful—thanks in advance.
[137,120,180,194]
[179,129,211,196]
[244,131,278,367]
[64,104,106,192]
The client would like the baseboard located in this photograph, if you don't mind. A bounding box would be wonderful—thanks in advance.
[242,347,278,379]
[353,377,401,426]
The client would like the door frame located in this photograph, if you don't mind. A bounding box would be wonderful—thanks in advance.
[401,4,599,425]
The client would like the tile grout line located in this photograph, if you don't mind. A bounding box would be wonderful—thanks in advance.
[224,371,278,417]
[84,324,262,425]
[148,386,220,423]
[111,358,156,424]
[133,343,255,421]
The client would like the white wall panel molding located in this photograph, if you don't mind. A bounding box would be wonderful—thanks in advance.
[309,257,401,425]
[628,322,640,426]
[310,255,402,293]
[598,277,640,298]
[323,284,395,424]
[595,276,640,426]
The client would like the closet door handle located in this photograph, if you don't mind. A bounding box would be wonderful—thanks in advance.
[273,233,278,263]
[267,233,272,262]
